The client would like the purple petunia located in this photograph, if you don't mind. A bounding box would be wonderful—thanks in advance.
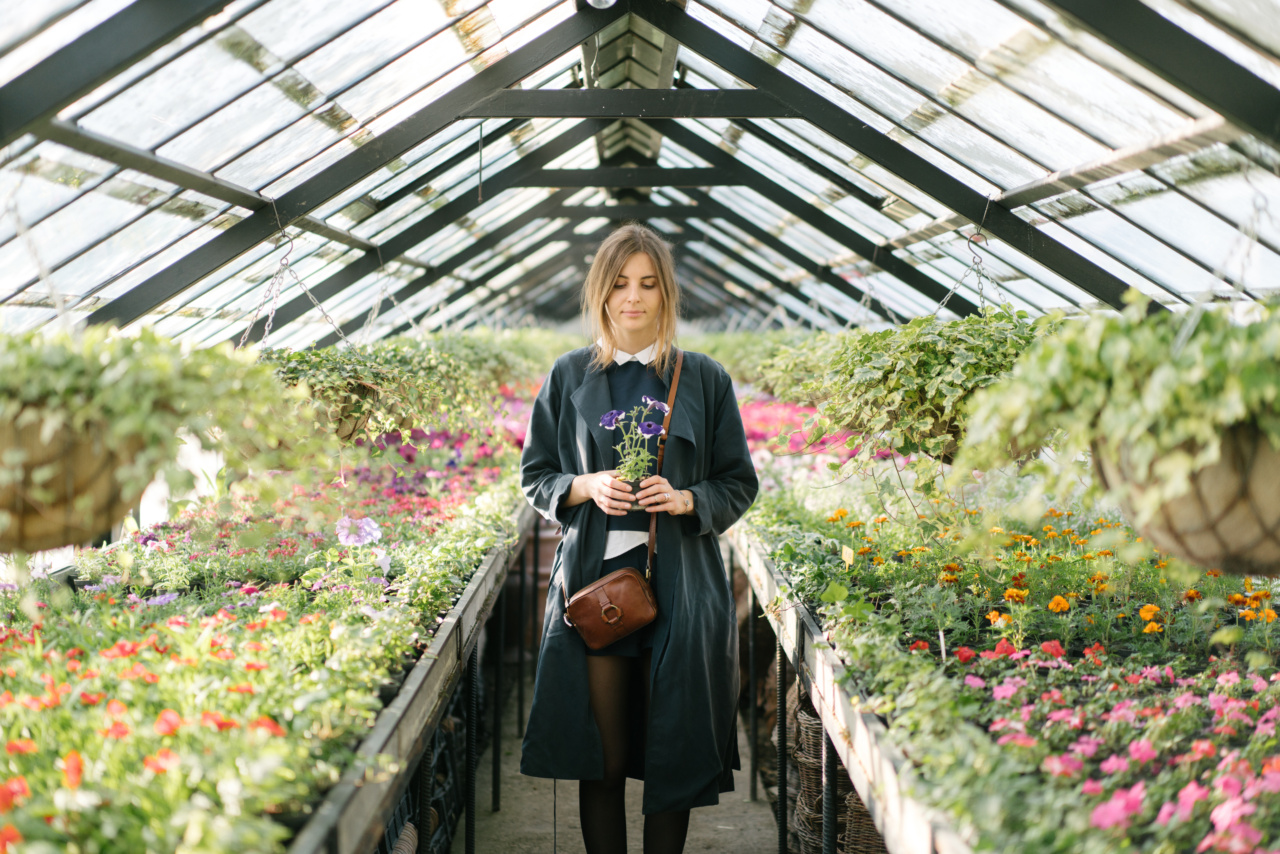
[641,395,670,415]
[336,515,382,546]
[638,421,666,438]
[600,409,625,429]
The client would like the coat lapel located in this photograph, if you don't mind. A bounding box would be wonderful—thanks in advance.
[570,365,615,468]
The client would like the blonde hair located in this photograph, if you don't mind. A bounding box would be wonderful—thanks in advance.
[581,223,682,374]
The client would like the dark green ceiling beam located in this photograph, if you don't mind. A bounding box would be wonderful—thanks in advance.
[462,88,799,119]
[512,167,734,187]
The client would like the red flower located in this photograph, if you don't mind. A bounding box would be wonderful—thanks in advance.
[170,655,198,667]
[244,662,267,671]
[120,662,158,683]
[244,620,267,632]
[243,641,267,652]
[200,711,240,731]
[99,640,142,659]
[211,649,235,661]
[269,608,288,622]
[0,823,21,851]
[143,748,180,774]
[98,721,130,739]
[955,647,976,663]
[79,692,105,706]
[63,751,83,789]
[300,613,323,624]
[4,740,35,755]
[908,640,929,652]
[154,709,184,736]
[1040,640,1066,659]
[227,683,255,695]
[1083,642,1106,664]
[106,699,127,717]
[166,616,191,630]
[249,716,286,737]
[4,779,28,801]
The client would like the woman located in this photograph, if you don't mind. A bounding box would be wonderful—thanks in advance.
[519,223,759,854]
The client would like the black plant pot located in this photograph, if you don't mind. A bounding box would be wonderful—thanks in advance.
[620,478,646,512]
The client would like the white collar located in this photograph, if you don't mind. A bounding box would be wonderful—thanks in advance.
[600,340,657,366]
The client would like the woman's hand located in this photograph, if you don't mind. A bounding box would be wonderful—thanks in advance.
[637,476,694,516]
[568,470,635,516]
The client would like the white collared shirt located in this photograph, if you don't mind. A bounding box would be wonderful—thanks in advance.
[600,340,661,559]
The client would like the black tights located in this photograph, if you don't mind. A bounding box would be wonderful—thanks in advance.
[580,650,690,854]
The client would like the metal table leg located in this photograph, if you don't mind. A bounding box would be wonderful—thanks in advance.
[493,585,504,812]
[777,639,787,854]
[465,644,478,854]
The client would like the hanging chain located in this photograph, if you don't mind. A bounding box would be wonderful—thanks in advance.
[1172,164,1272,355]
[360,245,424,340]
[864,246,901,326]
[934,196,995,316]
[269,199,349,345]
[235,236,290,350]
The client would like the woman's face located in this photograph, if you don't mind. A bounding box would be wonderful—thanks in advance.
[606,251,663,340]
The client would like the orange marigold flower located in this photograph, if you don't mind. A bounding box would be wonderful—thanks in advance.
[227,683,255,695]
[4,740,35,755]
[1207,569,1222,578]
[939,574,958,585]
[1139,604,1160,622]
[1097,549,1113,557]
[143,748,180,775]
[154,709,183,736]
[871,556,884,566]
[846,520,864,528]
[269,608,288,622]
[873,515,888,524]
[1228,593,1249,606]
[1048,596,1070,613]
[986,610,1004,625]
[250,716,287,737]
[1265,609,1278,624]
[1184,590,1203,602]
[1143,621,1163,634]
[1241,609,1258,622]
[856,547,873,556]
[1004,588,1029,604]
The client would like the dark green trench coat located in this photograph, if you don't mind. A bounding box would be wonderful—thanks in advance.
[518,346,759,814]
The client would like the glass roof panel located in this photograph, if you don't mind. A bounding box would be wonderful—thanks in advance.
[0,0,128,85]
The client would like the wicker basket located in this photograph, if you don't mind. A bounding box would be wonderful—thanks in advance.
[1093,424,1280,575]
[0,420,145,553]
[315,382,379,443]
[840,790,888,854]
[389,820,417,854]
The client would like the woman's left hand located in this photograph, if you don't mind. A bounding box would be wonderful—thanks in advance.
[637,476,693,516]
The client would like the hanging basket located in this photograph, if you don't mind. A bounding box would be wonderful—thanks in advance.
[0,419,146,553]
[315,382,380,443]
[1093,422,1280,576]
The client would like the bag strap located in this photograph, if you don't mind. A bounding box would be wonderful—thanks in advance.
[645,348,684,579]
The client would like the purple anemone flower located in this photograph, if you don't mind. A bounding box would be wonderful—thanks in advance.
[600,409,625,429]
[638,421,666,438]
[641,395,670,415]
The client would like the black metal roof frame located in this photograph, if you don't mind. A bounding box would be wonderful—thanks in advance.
[2,0,1279,341]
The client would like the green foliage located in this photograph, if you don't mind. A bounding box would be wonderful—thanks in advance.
[817,307,1055,464]
[958,295,1280,519]
[757,331,846,405]
[681,329,810,385]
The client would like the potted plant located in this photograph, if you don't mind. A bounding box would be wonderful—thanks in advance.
[601,398,668,511]
[813,308,1053,466]
[0,327,305,554]
[959,294,1280,575]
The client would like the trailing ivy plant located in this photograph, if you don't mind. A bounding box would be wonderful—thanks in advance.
[811,307,1054,470]
[0,327,320,553]
[757,331,846,405]
[957,294,1280,522]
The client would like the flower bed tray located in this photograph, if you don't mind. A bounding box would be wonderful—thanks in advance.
[288,502,537,854]
[728,525,972,854]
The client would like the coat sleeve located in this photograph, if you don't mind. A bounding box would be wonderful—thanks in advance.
[520,360,578,525]
[682,368,759,537]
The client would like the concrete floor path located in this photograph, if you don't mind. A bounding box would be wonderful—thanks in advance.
[451,673,777,854]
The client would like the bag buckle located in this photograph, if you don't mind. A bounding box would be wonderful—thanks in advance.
[601,602,623,625]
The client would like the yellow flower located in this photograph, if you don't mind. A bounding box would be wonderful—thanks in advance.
[1228,593,1248,606]
[989,526,1004,534]
[944,563,961,573]
[939,573,958,585]
[986,610,1003,625]
[1184,590,1203,602]
[1004,588,1029,604]
[1139,604,1160,622]
[1048,596,1070,613]
[857,546,873,556]
[1264,609,1278,624]
[1245,578,1254,593]
[846,520,864,528]
[1241,609,1258,622]
[871,555,884,566]
[1143,621,1163,633]
[873,515,888,524]
[827,508,849,523]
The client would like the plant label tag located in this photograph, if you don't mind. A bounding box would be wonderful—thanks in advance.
[841,545,855,566]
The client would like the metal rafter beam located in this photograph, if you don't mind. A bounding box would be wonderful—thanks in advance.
[372,118,530,212]
[543,204,704,218]
[1037,0,1280,152]
[40,118,395,257]
[631,0,1137,312]
[680,254,789,322]
[233,119,607,345]
[650,119,974,316]
[462,88,799,119]
[0,0,236,149]
[679,264,766,325]
[513,167,734,187]
[86,2,628,328]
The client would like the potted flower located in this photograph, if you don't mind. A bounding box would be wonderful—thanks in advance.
[0,327,305,554]
[601,396,668,511]
[959,294,1280,576]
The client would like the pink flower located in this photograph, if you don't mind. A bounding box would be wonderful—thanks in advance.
[1253,676,1268,692]
[1128,739,1157,764]
[1217,671,1240,688]
[1091,782,1145,831]
[1174,692,1202,710]
[1040,640,1066,659]
[996,733,1037,748]
[1157,801,1177,826]
[1210,797,1256,832]
[964,675,986,690]
[993,684,1020,701]
[1042,754,1083,777]
[1100,754,1130,775]
[1070,736,1105,758]
[1082,778,1104,796]
[1177,780,1209,820]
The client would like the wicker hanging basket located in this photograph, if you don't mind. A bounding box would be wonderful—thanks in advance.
[315,382,380,443]
[1093,422,1280,576]
[0,419,146,553]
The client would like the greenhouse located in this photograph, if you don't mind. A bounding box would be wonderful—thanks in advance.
[3,0,1280,852]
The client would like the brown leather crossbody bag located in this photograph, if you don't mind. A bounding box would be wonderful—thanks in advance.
[562,348,684,651]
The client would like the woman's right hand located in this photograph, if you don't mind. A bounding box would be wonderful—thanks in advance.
[569,470,634,516]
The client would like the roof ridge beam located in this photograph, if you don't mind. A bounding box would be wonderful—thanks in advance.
[463,89,798,119]
[514,166,734,187]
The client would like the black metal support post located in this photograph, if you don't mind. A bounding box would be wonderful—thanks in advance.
[748,569,757,802]
[777,638,787,854]
[532,524,541,670]
[823,733,837,854]
[466,644,479,854]
[493,584,505,812]
[517,546,526,737]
